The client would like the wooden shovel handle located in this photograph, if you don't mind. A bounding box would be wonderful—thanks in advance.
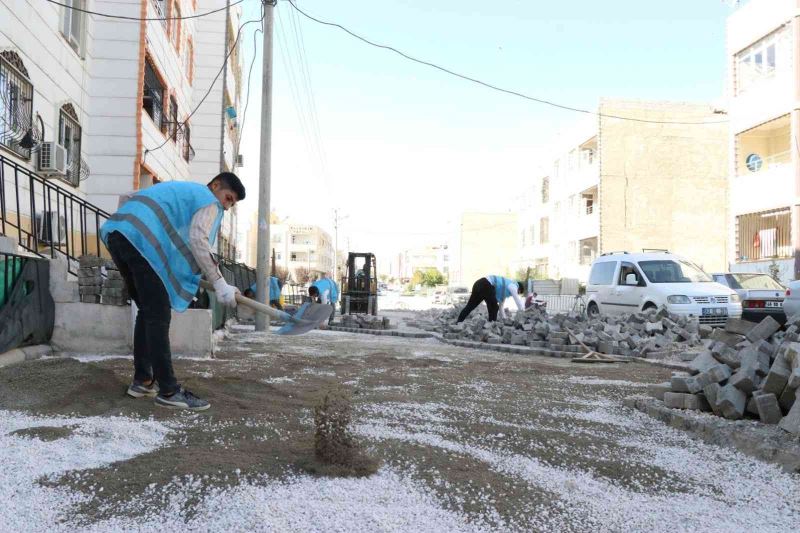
[199,279,288,321]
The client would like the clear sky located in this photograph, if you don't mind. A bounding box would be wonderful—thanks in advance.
[234,0,735,262]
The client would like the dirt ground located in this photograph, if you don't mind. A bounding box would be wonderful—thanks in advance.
[2,324,800,532]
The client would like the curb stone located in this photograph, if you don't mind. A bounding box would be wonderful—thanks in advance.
[0,344,53,368]
[326,327,591,359]
[624,395,800,473]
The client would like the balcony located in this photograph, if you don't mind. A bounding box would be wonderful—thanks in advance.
[732,114,792,214]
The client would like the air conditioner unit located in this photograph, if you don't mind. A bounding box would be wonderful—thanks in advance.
[35,211,68,246]
[236,154,244,167]
[38,142,68,176]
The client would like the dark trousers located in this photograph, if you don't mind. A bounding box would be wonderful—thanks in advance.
[457,277,499,323]
[106,231,178,395]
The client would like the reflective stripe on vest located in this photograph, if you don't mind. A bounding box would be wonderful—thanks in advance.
[488,275,512,302]
[100,182,222,311]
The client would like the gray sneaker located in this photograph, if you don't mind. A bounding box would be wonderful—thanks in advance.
[127,379,158,398]
[154,388,210,411]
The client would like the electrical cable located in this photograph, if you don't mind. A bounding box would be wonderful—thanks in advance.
[234,3,265,159]
[145,12,265,159]
[286,0,729,126]
[45,0,246,22]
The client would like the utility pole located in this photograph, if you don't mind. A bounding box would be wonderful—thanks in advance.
[255,0,275,331]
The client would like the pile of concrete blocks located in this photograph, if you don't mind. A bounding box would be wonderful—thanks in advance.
[339,314,391,330]
[405,305,706,358]
[650,315,800,436]
[77,255,104,304]
[101,261,128,306]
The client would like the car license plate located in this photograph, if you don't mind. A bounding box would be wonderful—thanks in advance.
[702,308,728,317]
[765,301,782,308]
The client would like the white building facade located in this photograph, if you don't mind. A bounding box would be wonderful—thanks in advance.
[726,0,800,283]
[0,0,243,259]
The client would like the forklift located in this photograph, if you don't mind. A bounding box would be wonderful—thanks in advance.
[340,252,378,315]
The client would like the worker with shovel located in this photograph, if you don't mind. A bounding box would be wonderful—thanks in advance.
[100,173,245,411]
[456,275,525,323]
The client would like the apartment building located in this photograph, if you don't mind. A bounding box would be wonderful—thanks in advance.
[192,0,244,259]
[449,212,518,286]
[726,0,799,282]
[245,212,335,282]
[519,99,729,282]
[0,0,95,251]
[0,0,243,259]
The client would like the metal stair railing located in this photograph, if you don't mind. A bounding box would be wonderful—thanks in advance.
[0,152,110,276]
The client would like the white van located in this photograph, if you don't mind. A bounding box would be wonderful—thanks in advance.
[586,251,742,326]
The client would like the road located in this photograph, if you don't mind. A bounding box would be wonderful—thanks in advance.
[1,326,798,531]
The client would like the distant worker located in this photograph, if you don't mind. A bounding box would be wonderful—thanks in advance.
[456,275,525,323]
[308,274,339,324]
[247,276,283,310]
[308,274,339,306]
[101,173,245,411]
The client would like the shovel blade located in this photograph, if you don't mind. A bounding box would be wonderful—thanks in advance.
[276,303,334,336]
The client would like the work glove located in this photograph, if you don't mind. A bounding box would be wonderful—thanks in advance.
[213,277,239,308]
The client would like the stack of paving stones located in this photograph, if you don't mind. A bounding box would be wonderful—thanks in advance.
[101,260,128,306]
[340,314,391,330]
[649,315,800,436]
[406,306,706,358]
[77,255,104,304]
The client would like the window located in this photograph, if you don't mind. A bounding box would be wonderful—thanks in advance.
[58,104,82,187]
[169,0,182,52]
[61,0,85,55]
[579,237,597,265]
[186,39,194,83]
[539,217,549,244]
[143,61,165,126]
[727,273,784,291]
[618,262,643,286]
[736,208,792,261]
[168,96,178,140]
[589,261,616,286]
[182,123,193,161]
[638,260,712,284]
[736,27,787,94]
[291,253,298,261]
[0,51,33,159]
[585,197,594,215]
[541,177,549,204]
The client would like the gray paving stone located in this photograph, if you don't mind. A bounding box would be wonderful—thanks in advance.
[745,316,782,343]
[689,351,718,375]
[761,355,792,395]
[717,383,747,420]
[779,400,800,436]
[755,393,783,424]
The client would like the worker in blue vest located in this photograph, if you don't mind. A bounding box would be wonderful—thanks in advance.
[308,274,339,324]
[456,275,525,323]
[100,173,245,411]
[245,276,283,309]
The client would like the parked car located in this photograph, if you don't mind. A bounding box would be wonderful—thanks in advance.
[447,286,470,306]
[586,251,742,327]
[783,280,800,319]
[432,289,447,305]
[711,273,786,323]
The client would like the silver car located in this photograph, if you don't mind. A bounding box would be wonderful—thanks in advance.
[711,273,786,323]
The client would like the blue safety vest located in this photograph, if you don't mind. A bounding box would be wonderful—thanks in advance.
[487,275,516,302]
[100,182,223,312]
[249,276,281,301]
[311,278,339,304]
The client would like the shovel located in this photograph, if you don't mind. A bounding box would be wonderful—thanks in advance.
[199,280,333,336]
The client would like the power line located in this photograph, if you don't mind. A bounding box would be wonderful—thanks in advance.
[286,0,729,126]
[235,3,265,159]
[145,12,265,158]
[286,3,331,196]
[45,0,246,22]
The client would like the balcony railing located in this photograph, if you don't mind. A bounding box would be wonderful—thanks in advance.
[0,153,110,276]
[738,150,791,176]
